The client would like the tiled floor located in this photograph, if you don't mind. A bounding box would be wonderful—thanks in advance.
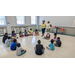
[0,32,75,58]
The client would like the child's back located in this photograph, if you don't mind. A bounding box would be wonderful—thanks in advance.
[10,39,17,50]
[16,47,23,56]
[36,44,43,55]
[10,42,17,50]
[57,40,61,47]
[16,43,26,56]
[2,33,8,43]
[49,43,55,50]
[5,39,11,47]
[35,40,45,55]
[46,33,50,38]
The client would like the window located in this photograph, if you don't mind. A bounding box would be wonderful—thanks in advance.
[16,16,25,25]
[0,16,6,26]
[31,16,37,25]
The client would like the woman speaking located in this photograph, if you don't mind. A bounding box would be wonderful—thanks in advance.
[41,20,46,37]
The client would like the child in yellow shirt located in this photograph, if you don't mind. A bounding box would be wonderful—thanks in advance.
[29,28,33,35]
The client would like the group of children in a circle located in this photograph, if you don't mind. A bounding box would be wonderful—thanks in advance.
[2,28,62,56]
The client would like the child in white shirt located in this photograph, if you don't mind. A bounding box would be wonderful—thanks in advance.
[5,37,12,47]
[16,43,26,56]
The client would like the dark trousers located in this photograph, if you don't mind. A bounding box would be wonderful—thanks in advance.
[42,28,45,34]
[12,46,17,51]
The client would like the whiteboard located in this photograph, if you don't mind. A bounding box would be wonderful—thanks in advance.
[39,16,75,27]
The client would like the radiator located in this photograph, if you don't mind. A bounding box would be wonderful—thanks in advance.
[0,28,7,35]
[14,28,20,33]
[13,27,30,33]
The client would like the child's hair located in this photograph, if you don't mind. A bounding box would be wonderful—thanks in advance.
[51,39,54,44]
[54,33,57,39]
[42,20,45,22]
[47,21,50,23]
[13,39,17,42]
[54,33,57,35]
[19,31,21,33]
[57,37,60,40]
[35,29,38,32]
[5,33,8,36]
[8,37,11,39]
[17,43,21,47]
[30,28,32,30]
[25,30,26,32]
[12,31,15,34]
[38,40,41,44]
[35,29,38,31]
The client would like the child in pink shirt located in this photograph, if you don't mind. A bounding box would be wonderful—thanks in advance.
[53,33,57,41]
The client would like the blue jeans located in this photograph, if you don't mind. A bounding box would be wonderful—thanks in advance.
[35,49,44,54]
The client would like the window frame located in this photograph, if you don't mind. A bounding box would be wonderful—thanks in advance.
[16,16,25,25]
[31,16,37,25]
[0,16,6,26]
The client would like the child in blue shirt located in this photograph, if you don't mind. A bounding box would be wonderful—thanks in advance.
[11,31,18,39]
[10,39,18,51]
[46,39,55,50]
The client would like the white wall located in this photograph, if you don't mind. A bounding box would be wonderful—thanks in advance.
[5,16,38,34]
[6,16,11,34]
[10,16,17,26]
[39,16,75,27]
[25,16,31,25]
[6,16,31,26]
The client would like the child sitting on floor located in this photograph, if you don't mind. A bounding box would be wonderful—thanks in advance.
[53,33,57,41]
[5,36,12,47]
[16,43,26,56]
[46,39,55,50]
[10,39,18,51]
[25,30,29,36]
[54,37,62,47]
[34,40,45,55]
[29,28,33,35]
[35,29,39,36]
[44,32,50,40]
[2,33,8,44]
[19,31,24,37]
[11,31,18,39]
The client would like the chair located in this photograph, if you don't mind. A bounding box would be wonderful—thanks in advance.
[0,28,7,36]
[61,28,65,34]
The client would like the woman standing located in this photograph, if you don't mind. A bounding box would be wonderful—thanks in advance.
[46,20,51,32]
[41,20,46,37]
